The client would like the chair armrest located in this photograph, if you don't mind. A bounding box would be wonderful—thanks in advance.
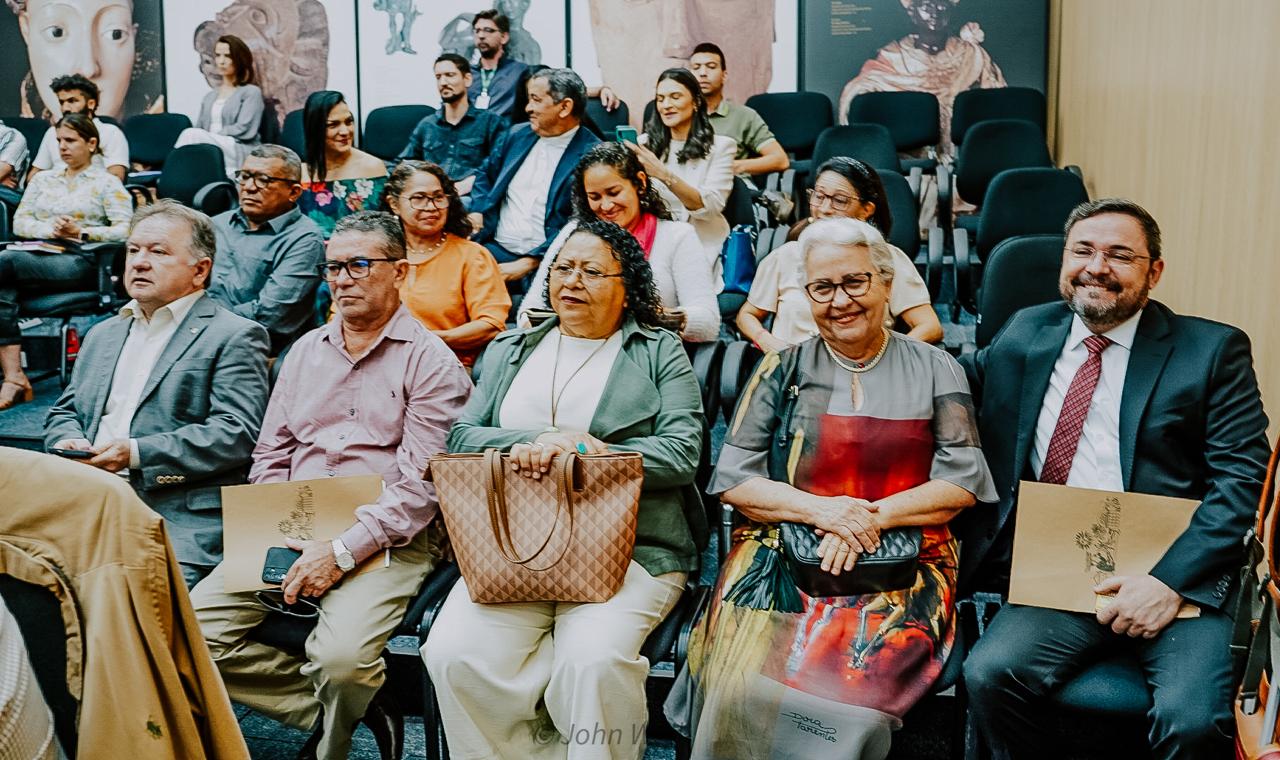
[925,226,945,302]
[412,562,463,643]
[719,339,761,422]
[1065,164,1084,180]
[952,226,976,320]
[193,181,239,216]
[674,584,713,668]
[689,339,724,420]
[936,164,952,231]
[81,241,124,308]
[908,166,924,201]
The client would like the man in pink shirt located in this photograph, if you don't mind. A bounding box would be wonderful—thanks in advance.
[191,211,473,760]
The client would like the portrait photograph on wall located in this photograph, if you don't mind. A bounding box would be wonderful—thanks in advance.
[355,0,567,122]
[0,0,165,120]
[162,0,359,132]
[805,0,1049,156]
[569,0,799,124]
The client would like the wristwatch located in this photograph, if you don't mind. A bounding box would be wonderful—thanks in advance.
[331,538,355,573]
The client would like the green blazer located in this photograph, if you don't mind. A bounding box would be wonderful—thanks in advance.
[447,316,706,577]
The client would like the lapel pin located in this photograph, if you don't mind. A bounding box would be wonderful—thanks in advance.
[190,327,199,333]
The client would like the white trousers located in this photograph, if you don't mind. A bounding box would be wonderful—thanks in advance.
[174,127,240,177]
[422,561,686,760]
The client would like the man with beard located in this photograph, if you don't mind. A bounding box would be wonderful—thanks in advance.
[399,53,508,198]
[465,9,528,120]
[958,198,1270,759]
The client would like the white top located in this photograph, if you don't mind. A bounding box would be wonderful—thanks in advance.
[32,118,130,172]
[210,97,228,136]
[494,127,579,255]
[498,328,624,433]
[644,133,736,274]
[519,218,721,343]
[747,240,933,344]
[93,291,206,470]
[1030,310,1143,491]
[0,124,28,182]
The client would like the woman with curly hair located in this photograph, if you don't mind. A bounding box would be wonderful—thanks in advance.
[384,160,509,366]
[519,141,720,342]
[424,216,705,758]
[629,67,736,272]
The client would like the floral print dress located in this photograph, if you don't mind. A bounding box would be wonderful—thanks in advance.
[298,176,387,238]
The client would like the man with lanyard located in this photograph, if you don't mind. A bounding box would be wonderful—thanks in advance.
[467,9,528,120]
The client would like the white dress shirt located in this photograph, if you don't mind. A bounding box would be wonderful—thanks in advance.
[493,127,578,255]
[1030,310,1143,491]
[93,291,206,469]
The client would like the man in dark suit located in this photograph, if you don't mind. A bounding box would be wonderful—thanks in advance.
[959,198,1270,759]
[467,67,599,290]
[45,200,270,587]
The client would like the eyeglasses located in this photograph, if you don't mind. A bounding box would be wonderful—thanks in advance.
[804,272,876,303]
[318,257,395,281]
[254,590,319,619]
[403,192,449,211]
[807,188,860,212]
[1066,246,1152,268]
[234,170,295,188]
[550,263,624,285]
[473,25,500,34]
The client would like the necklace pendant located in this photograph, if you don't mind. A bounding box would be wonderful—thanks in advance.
[851,374,865,412]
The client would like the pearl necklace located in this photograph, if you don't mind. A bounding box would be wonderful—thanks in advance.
[407,233,447,261]
[822,329,891,411]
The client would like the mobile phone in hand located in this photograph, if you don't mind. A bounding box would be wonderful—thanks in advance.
[50,447,92,460]
[262,546,303,584]
[615,126,638,144]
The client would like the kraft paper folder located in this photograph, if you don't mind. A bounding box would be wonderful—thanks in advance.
[1009,481,1201,618]
[221,474,383,593]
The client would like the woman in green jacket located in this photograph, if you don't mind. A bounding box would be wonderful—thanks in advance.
[423,217,705,759]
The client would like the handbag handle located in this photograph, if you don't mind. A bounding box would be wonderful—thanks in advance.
[484,449,578,571]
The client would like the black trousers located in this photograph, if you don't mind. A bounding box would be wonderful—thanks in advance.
[0,248,96,345]
[963,603,1234,760]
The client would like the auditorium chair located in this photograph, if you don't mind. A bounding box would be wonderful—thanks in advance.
[745,91,834,176]
[123,113,192,183]
[584,97,631,141]
[363,105,435,161]
[2,116,49,158]
[812,124,905,175]
[877,168,942,300]
[125,144,238,216]
[971,234,1066,349]
[280,109,307,158]
[950,87,1047,150]
[936,118,1054,228]
[846,91,941,174]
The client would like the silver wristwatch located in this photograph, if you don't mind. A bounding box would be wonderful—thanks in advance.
[331,538,356,572]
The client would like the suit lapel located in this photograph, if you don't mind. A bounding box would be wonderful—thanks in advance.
[545,131,590,223]
[136,295,215,408]
[589,346,660,441]
[1119,305,1173,488]
[494,130,538,199]
[1013,307,1073,482]
[86,317,133,440]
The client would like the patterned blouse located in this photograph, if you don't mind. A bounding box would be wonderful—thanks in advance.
[13,163,131,242]
[298,176,387,238]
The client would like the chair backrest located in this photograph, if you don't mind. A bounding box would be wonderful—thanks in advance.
[2,116,51,156]
[258,99,282,146]
[279,109,306,158]
[976,167,1088,258]
[723,176,759,229]
[812,124,901,173]
[642,98,656,127]
[951,86,1047,147]
[123,113,193,167]
[584,97,631,140]
[363,104,435,161]
[975,234,1065,348]
[954,119,1052,208]
[876,169,921,259]
[745,92,834,159]
[846,91,941,153]
[0,577,78,756]
[156,144,228,207]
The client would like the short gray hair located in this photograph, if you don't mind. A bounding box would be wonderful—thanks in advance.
[247,144,302,181]
[331,211,406,260]
[129,200,216,263]
[529,67,587,119]
[796,217,896,284]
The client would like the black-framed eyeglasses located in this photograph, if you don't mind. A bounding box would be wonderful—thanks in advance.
[234,170,296,188]
[254,590,320,619]
[1065,246,1151,268]
[804,272,876,303]
[318,257,396,281]
[403,192,449,211]
[549,263,624,285]
[806,188,860,212]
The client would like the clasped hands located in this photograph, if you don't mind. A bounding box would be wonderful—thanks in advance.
[51,215,82,241]
[507,431,608,480]
[806,495,882,576]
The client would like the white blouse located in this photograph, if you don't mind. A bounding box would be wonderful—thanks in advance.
[643,133,737,274]
[520,219,721,342]
[497,328,624,433]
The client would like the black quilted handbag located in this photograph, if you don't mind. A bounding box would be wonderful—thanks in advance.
[780,522,922,597]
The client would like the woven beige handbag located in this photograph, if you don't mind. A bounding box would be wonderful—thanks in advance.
[425,449,643,603]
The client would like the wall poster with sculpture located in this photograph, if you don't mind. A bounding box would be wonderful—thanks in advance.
[804,0,1048,157]
[0,0,165,121]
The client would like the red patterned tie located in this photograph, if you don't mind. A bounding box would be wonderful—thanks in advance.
[1039,334,1113,485]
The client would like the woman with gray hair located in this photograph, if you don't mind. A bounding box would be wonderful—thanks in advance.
[670,217,996,759]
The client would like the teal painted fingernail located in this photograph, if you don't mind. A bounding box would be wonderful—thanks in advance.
[576,443,588,454]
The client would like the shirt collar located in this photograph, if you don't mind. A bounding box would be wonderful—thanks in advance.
[322,304,420,351]
[1067,308,1143,352]
[434,108,476,126]
[538,126,578,149]
[710,99,732,117]
[232,205,301,234]
[119,290,205,327]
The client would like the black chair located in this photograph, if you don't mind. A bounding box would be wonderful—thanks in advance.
[0,576,78,758]
[745,92,833,175]
[812,124,901,174]
[642,99,656,127]
[2,116,50,159]
[950,87,1047,149]
[846,91,941,173]
[363,105,436,161]
[123,113,193,186]
[973,234,1066,349]
[127,144,237,216]
[938,118,1052,227]
[280,109,306,158]
[584,97,631,141]
[723,175,762,230]
[877,169,943,300]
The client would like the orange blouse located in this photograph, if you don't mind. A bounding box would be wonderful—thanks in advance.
[399,236,510,366]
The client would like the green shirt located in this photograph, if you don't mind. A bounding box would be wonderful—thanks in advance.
[708,99,778,161]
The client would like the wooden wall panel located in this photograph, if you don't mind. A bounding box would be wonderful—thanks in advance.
[1051,0,1280,436]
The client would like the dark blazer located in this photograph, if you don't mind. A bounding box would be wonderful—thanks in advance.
[958,299,1270,611]
[44,293,271,572]
[469,122,599,259]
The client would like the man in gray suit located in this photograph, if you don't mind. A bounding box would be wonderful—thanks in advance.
[45,200,270,587]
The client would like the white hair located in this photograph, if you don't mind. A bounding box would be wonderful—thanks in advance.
[796,217,896,284]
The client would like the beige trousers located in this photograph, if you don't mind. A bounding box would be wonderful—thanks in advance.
[191,529,440,760]
[423,561,686,760]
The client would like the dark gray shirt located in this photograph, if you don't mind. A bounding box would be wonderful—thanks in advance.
[465,54,528,120]
[207,206,325,353]
[398,106,508,181]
